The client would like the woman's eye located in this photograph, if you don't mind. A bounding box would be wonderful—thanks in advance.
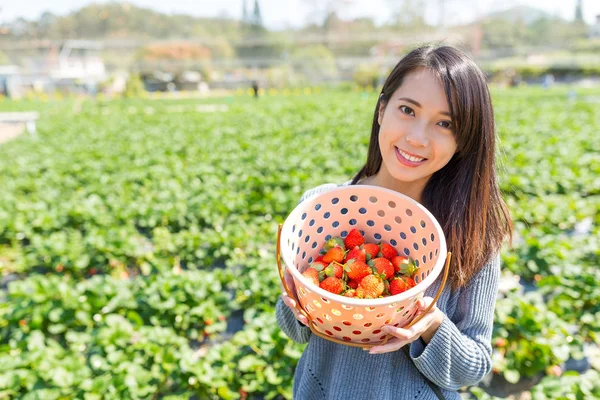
[399,106,414,116]
[438,121,452,129]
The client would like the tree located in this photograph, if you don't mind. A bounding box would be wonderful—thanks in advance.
[575,0,583,22]
[252,0,263,29]
[242,0,248,24]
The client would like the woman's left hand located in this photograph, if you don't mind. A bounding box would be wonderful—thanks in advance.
[368,296,445,354]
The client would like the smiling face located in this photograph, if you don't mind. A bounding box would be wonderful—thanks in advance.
[372,67,458,199]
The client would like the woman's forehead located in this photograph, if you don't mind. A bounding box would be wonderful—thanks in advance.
[391,69,450,112]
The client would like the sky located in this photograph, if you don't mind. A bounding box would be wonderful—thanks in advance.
[1,0,599,29]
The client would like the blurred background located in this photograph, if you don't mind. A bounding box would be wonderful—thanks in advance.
[0,1,599,400]
[0,0,599,97]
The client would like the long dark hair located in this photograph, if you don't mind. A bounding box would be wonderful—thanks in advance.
[351,44,512,290]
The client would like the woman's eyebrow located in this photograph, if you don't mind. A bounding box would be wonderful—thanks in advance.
[398,97,451,117]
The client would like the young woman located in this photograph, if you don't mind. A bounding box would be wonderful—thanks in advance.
[277,44,512,400]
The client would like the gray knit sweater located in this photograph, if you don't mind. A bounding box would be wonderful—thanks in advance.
[276,181,501,400]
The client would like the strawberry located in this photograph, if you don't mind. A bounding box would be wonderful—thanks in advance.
[347,279,360,289]
[379,242,398,260]
[369,257,394,280]
[361,243,380,260]
[322,237,345,252]
[314,255,325,263]
[344,259,372,281]
[323,262,344,279]
[320,276,345,294]
[344,229,364,250]
[344,246,366,263]
[389,276,416,295]
[322,247,345,264]
[392,255,418,276]
[302,268,320,286]
[310,260,328,271]
[357,274,385,299]
[381,279,392,296]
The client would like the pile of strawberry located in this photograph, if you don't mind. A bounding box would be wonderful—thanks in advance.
[301,228,419,298]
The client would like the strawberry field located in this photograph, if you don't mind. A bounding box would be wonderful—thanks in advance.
[0,86,599,399]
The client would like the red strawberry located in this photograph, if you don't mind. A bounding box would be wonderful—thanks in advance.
[347,279,360,289]
[320,276,345,294]
[344,246,366,263]
[322,247,345,264]
[383,279,391,295]
[361,243,380,260]
[379,242,398,260]
[389,276,416,295]
[344,259,372,281]
[392,255,418,276]
[344,229,364,250]
[369,258,394,280]
[357,274,384,299]
[314,255,325,263]
[323,262,344,279]
[302,268,320,286]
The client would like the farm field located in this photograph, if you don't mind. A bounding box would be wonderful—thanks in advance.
[0,86,599,399]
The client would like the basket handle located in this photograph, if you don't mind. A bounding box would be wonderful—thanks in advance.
[403,251,451,329]
[277,224,313,326]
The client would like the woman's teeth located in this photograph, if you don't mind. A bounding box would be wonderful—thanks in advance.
[397,148,426,162]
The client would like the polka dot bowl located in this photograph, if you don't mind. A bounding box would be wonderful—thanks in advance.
[277,184,451,349]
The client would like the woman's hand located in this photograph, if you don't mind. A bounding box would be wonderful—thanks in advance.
[368,296,444,354]
[280,270,309,326]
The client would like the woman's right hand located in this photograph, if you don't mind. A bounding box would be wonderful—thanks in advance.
[280,270,309,326]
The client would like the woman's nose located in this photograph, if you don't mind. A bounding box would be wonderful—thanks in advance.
[405,126,429,147]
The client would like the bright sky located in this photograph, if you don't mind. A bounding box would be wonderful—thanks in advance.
[1,0,599,28]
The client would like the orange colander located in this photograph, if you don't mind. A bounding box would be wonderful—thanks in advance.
[277,184,451,349]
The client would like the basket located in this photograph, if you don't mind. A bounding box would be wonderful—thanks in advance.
[276,184,451,349]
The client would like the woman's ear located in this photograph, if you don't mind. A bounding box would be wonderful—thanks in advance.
[378,101,386,125]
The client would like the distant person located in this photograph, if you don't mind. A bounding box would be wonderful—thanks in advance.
[543,73,555,89]
[509,75,521,88]
[251,80,259,98]
[277,44,513,400]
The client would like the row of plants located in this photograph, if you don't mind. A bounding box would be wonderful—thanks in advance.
[0,87,598,398]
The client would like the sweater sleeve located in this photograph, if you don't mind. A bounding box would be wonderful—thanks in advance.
[408,253,501,391]
[275,295,312,343]
[275,183,339,344]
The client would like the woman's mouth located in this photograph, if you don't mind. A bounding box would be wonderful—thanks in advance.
[395,147,427,167]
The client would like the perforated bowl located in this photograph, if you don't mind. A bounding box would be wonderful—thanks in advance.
[276,184,451,348]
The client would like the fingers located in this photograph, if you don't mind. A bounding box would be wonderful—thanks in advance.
[297,314,309,326]
[283,270,297,293]
[284,269,294,283]
[415,297,436,317]
[282,293,296,309]
[368,337,405,354]
[418,296,434,309]
[382,325,414,341]
[282,293,309,326]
